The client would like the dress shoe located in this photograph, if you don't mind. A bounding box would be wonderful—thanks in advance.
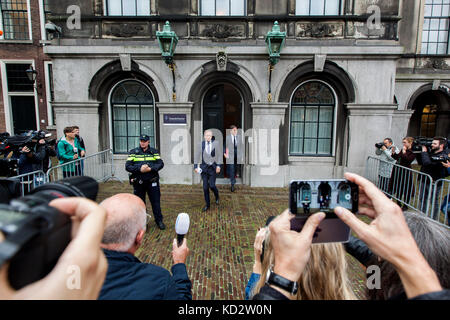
[202,206,210,212]
[156,221,166,230]
[231,185,235,192]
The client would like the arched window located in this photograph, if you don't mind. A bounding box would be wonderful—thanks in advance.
[289,81,335,156]
[110,80,155,153]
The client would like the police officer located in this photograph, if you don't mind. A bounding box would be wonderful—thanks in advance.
[126,134,165,230]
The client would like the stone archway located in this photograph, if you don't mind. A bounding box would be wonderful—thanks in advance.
[88,59,160,151]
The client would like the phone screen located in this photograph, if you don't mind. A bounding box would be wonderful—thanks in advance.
[289,179,359,243]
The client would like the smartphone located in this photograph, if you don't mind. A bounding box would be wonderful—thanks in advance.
[289,179,358,243]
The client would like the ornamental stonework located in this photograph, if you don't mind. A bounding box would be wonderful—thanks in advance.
[296,22,344,38]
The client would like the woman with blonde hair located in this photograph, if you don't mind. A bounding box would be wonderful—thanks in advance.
[246,226,357,300]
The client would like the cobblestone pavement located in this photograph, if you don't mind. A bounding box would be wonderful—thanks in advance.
[97,182,368,300]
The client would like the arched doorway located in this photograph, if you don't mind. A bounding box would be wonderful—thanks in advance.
[202,83,243,179]
[408,87,450,138]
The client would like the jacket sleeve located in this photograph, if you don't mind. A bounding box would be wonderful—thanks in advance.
[344,235,375,267]
[125,150,141,174]
[383,148,395,162]
[32,145,46,163]
[58,142,74,162]
[245,273,261,300]
[164,263,192,300]
[149,150,164,172]
[420,151,432,166]
[194,143,202,170]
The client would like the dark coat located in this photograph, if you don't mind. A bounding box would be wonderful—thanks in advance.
[125,146,164,181]
[99,249,192,300]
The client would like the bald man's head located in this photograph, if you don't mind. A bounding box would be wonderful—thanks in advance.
[100,194,147,252]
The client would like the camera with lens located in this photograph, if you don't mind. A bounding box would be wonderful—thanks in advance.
[375,142,385,149]
[411,137,434,153]
[430,154,450,163]
[0,176,98,290]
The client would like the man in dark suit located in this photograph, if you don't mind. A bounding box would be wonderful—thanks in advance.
[224,125,243,192]
[194,129,221,212]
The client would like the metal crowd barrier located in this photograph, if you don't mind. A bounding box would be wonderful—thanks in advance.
[365,156,448,227]
[13,170,48,196]
[430,179,450,226]
[46,149,120,183]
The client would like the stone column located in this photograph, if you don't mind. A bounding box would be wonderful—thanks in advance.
[346,104,398,175]
[391,110,415,145]
[156,102,194,184]
[53,102,100,153]
[249,102,288,187]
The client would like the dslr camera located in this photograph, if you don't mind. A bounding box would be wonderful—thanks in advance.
[375,142,385,149]
[0,176,98,290]
[430,154,450,163]
[411,137,434,153]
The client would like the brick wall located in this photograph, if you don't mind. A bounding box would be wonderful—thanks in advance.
[0,0,52,134]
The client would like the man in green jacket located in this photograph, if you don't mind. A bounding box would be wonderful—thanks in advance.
[58,126,85,178]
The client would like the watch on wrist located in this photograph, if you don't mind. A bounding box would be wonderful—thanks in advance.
[265,267,298,296]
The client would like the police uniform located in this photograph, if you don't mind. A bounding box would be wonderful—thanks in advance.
[125,135,165,229]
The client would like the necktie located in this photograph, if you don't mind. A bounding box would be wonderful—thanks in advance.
[233,136,236,148]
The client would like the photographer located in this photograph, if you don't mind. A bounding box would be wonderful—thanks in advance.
[418,137,448,219]
[375,138,398,193]
[18,139,46,179]
[0,197,107,299]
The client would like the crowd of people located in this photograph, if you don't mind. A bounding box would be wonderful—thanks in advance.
[0,171,448,300]
[374,136,450,219]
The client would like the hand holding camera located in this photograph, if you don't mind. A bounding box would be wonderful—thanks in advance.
[0,198,107,300]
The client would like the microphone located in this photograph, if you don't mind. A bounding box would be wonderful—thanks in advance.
[175,213,190,247]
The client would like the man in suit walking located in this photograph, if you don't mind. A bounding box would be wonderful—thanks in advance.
[194,130,221,212]
[224,125,243,192]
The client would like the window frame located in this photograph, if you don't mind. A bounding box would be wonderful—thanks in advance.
[288,80,338,157]
[0,60,40,134]
[295,0,343,16]
[0,0,32,41]
[108,79,157,154]
[421,0,450,55]
[103,0,151,16]
[199,0,247,16]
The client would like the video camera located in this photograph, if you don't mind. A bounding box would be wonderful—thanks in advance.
[0,176,98,290]
[0,130,56,177]
[375,142,385,149]
[411,137,434,153]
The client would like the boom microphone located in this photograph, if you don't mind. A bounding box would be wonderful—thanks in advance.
[175,213,190,247]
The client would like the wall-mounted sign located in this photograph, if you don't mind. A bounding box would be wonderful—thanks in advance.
[163,114,187,125]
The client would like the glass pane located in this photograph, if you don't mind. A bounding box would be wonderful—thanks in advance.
[439,18,448,29]
[438,30,448,41]
[290,138,303,154]
[136,0,150,15]
[291,122,304,138]
[305,107,318,121]
[216,0,229,15]
[325,0,340,15]
[304,139,317,154]
[424,18,430,30]
[114,137,127,153]
[113,106,126,120]
[128,121,140,136]
[113,121,127,136]
[291,107,304,121]
[296,0,310,15]
[310,0,325,15]
[429,42,438,53]
[127,107,139,121]
[438,42,447,53]
[318,139,331,154]
[107,0,122,15]
[430,18,440,29]
[122,0,137,15]
[320,106,333,121]
[231,0,245,15]
[318,123,332,138]
[433,4,442,16]
[429,30,438,41]
[140,106,154,121]
[200,0,215,15]
[128,137,139,149]
[442,4,449,16]
[141,121,154,135]
[425,4,432,16]
[304,123,318,138]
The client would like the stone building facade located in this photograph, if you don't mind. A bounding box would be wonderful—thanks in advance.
[40,0,449,186]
